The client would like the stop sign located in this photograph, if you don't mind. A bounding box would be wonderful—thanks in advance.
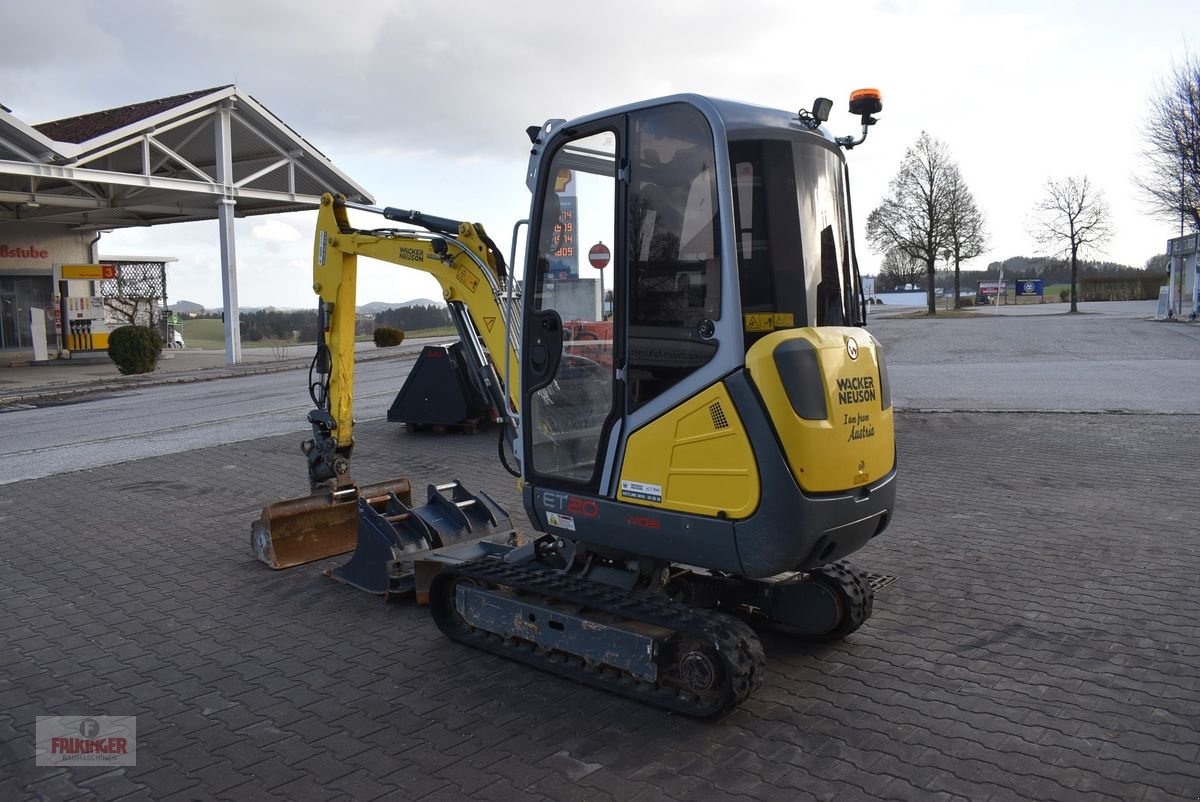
[588,242,611,269]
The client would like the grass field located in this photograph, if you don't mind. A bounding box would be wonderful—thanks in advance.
[176,319,227,349]
[176,319,456,350]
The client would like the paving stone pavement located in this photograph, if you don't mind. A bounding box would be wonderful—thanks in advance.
[2,411,1199,800]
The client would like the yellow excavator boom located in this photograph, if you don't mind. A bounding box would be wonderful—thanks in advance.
[252,193,520,569]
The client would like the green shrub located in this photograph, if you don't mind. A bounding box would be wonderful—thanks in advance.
[107,325,163,375]
[1059,289,1070,303]
[373,326,405,348]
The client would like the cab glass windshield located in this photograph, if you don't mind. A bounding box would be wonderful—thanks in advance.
[730,137,859,349]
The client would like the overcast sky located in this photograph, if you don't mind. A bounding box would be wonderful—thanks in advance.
[2,0,1197,308]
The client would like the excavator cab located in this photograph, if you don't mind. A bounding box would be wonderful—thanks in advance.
[519,94,894,577]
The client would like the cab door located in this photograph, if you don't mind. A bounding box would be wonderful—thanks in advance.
[522,125,621,490]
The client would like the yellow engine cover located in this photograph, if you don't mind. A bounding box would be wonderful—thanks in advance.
[745,328,894,493]
[618,384,760,519]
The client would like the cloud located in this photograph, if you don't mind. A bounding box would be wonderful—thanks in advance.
[0,1,125,121]
[6,0,1197,305]
[252,219,301,243]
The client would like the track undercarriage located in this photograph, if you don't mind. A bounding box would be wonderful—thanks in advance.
[424,539,875,717]
[260,481,879,718]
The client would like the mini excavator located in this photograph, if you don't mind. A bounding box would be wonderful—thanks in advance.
[252,91,895,717]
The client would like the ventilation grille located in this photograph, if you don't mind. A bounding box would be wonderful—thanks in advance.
[709,402,729,430]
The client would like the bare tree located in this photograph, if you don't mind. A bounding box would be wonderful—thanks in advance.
[1030,176,1112,313]
[866,132,956,314]
[877,247,925,291]
[1144,253,1171,274]
[104,296,160,328]
[943,165,987,308]
[1139,51,1200,234]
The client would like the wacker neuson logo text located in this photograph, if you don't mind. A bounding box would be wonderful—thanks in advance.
[36,716,137,766]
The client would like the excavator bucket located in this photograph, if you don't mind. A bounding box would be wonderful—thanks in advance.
[251,478,413,569]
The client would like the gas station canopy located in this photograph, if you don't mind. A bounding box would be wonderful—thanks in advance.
[0,86,373,362]
[0,85,371,227]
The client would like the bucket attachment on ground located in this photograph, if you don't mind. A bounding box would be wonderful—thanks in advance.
[251,478,414,569]
[387,342,492,431]
[328,480,514,598]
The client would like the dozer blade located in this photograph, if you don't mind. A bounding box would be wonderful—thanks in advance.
[251,478,413,569]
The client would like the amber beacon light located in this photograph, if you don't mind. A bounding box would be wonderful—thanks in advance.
[849,88,883,116]
[836,88,884,149]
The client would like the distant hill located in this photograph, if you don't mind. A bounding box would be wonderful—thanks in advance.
[357,298,443,314]
[169,300,206,314]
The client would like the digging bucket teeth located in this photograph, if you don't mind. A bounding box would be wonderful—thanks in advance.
[251,478,413,569]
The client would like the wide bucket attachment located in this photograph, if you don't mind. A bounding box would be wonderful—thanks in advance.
[387,342,491,430]
[329,480,514,598]
[251,478,413,569]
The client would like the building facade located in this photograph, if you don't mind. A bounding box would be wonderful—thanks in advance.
[0,221,92,357]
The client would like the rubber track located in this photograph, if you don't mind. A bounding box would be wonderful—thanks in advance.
[805,560,875,641]
[429,558,766,718]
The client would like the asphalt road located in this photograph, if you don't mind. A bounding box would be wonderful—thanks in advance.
[0,356,419,485]
[869,301,1200,413]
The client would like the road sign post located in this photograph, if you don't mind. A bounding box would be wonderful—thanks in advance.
[588,243,611,318]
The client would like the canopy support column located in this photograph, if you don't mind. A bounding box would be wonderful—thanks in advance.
[215,99,241,364]
[217,197,241,363]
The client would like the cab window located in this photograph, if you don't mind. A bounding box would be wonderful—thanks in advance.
[627,104,721,411]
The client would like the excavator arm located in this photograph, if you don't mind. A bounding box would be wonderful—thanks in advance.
[251,193,522,570]
[303,193,522,491]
